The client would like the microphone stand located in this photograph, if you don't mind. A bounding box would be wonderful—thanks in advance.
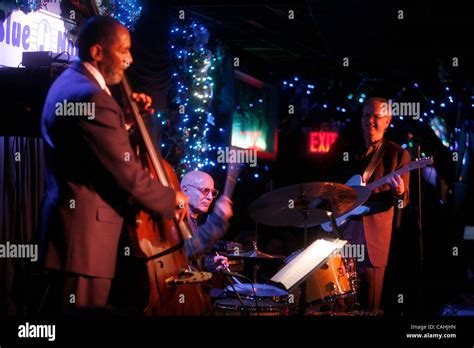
[408,133,424,270]
[417,141,423,270]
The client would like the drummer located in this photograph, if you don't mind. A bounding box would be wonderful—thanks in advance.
[181,170,233,271]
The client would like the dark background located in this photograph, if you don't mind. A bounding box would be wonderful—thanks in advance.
[0,0,473,317]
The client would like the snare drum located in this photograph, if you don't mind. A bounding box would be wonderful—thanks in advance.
[214,298,288,316]
[214,283,290,316]
[306,252,353,303]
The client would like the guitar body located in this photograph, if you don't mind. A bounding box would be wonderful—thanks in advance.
[320,175,368,232]
[321,157,433,232]
[345,175,364,187]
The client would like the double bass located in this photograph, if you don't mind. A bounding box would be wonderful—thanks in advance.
[86,1,210,316]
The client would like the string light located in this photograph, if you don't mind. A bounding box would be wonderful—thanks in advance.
[110,0,143,31]
[163,20,218,176]
[11,0,42,13]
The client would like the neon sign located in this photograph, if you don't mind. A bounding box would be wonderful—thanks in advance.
[309,131,338,154]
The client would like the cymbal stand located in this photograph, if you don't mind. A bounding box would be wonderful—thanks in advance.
[297,185,309,315]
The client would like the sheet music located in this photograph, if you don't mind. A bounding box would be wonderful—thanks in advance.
[271,238,347,291]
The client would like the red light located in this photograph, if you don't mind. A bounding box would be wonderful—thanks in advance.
[309,131,338,153]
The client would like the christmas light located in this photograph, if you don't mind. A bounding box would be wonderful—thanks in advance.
[164,20,219,176]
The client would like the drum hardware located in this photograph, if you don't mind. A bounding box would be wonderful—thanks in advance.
[249,181,372,316]
[215,252,259,315]
[225,230,286,284]
[215,283,291,316]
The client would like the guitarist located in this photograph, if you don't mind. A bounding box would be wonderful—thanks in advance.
[335,97,410,313]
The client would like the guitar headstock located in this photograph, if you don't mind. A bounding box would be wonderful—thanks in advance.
[410,156,434,170]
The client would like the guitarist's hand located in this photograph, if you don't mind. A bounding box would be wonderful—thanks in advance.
[389,174,405,196]
[214,196,233,221]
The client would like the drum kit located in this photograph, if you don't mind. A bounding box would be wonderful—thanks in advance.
[212,181,371,316]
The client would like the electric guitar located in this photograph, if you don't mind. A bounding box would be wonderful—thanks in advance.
[321,157,433,232]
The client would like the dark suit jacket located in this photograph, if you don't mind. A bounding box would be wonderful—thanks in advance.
[40,61,176,279]
[362,139,410,267]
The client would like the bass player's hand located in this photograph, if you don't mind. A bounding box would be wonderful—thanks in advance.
[175,191,190,223]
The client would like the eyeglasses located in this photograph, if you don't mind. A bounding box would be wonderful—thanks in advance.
[363,113,388,120]
[185,184,219,198]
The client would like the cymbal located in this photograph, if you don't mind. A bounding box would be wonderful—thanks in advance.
[249,182,370,228]
[225,250,286,260]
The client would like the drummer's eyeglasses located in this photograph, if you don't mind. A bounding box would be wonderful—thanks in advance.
[363,112,388,120]
[184,184,219,198]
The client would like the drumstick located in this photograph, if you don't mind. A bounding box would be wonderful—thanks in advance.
[215,252,242,285]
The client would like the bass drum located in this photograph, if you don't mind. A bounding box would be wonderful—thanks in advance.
[284,249,354,304]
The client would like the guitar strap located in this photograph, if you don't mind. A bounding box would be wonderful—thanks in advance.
[362,139,387,184]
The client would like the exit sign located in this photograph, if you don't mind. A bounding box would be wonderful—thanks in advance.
[309,131,338,153]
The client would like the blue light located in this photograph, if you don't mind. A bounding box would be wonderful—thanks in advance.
[259,99,263,103]
[294,77,299,81]
[347,94,353,100]
[254,173,259,178]
[361,93,366,98]
[445,87,450,91]
[430,100,435,104]
[249,103,254,108]
[358,98,364,103]
[289,83,294,87]
[430,109,435,114]
[440,103,446,108]
[306,90,311,95]
[399,116,404,120]
[283,81,288,85]
[336,106,341,111]
[323,104,328,109]
[401,143,407,149]
[390,124,394,128]
[341,108,346,113]
[413,82,419,88]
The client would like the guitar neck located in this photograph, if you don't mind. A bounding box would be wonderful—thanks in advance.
[366,159,430,191]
